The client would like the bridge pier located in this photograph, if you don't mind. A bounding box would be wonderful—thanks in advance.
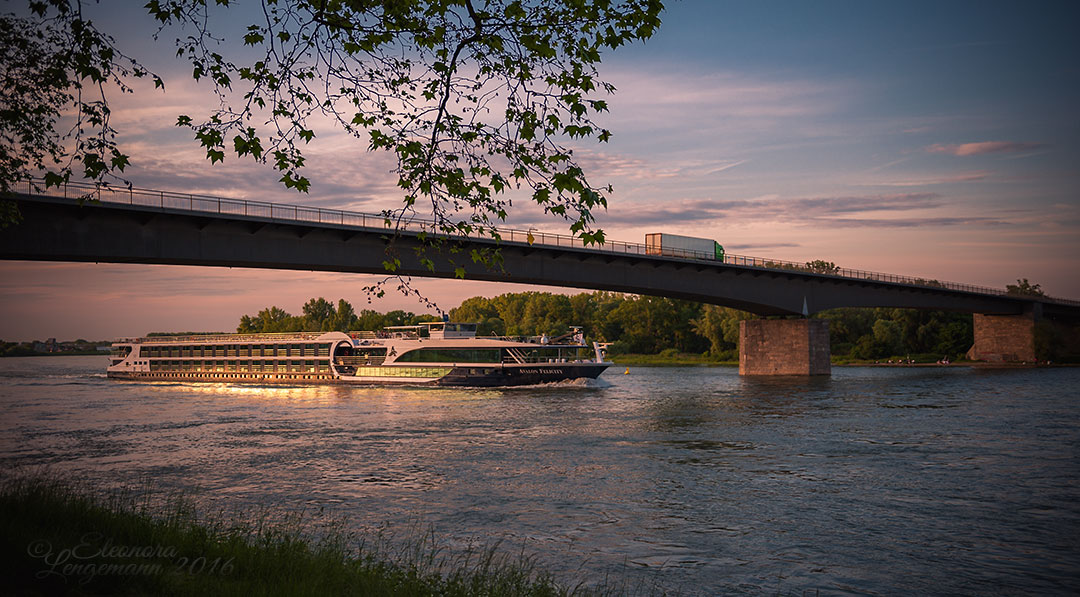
[739,319,831,375]
[967,312,1036,363]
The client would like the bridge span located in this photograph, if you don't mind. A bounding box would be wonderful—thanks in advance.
[3,183,1077,375]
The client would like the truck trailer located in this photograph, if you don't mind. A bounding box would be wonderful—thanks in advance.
[644,233,724,261]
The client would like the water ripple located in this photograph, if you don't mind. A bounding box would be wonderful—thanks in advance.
[1,357,1078,595]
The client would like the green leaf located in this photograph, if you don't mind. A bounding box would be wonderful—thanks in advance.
[110,151,130,172]
[43,172,67,188]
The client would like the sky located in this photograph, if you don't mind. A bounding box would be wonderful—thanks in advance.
[2,0,1079,341]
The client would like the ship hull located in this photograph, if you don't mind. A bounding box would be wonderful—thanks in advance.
[106,362,610,387]
[434,363,609,386]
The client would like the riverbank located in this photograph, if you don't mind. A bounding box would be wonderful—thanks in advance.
[609,352,968,367]
[610,353,1071,367]
[0,474,610,597]
[610,353,736,367]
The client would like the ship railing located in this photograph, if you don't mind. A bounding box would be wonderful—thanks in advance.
[504,348,527,364]
[480,334,541,343]
[481,333,587,346]
[21,178,1080,308]
[354,330,420,340]
[504,356,589,364]
[335,356,386,366]
[126,331,332,344]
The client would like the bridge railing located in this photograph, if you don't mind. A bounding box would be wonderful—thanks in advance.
[17,179,1080,307]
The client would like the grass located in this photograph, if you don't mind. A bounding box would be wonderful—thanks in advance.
[1,472,643,597]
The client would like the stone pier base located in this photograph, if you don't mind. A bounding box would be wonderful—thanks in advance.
[739,319,831,375]
[967,313,1036,362]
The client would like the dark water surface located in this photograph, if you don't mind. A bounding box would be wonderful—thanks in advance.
[2,356,1078,595]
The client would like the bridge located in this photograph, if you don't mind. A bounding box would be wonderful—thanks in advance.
[3,181,1078,375]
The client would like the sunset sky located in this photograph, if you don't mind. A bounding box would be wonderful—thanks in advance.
[2,0,1078,341]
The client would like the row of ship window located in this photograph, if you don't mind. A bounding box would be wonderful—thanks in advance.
[351,366,452,378]
[139,344,332,358]
[149,360,329,373]
[141,361,452,378]
[141,373,330,380]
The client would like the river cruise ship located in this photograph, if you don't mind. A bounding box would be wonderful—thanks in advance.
[107,322,610,386]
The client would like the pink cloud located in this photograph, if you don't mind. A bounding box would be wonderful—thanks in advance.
[926,141,1044,156]
[873,171,991,186]
[572,149,747,181]
[591,192,971,228]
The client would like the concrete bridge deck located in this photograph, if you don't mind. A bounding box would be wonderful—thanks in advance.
[3,182,1077,374]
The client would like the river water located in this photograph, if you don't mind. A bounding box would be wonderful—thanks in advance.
[1,356,1078,595]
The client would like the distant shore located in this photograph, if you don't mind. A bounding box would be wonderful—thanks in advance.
[0,350,109,357]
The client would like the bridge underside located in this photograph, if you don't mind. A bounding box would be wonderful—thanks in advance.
[2,195,1049,314]
[2,195,1074,374]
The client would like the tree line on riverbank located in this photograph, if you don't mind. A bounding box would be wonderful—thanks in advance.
[450,292,988,361]
[0,338,111,357]
[235,292,1013,362]
[236,298,441,334]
